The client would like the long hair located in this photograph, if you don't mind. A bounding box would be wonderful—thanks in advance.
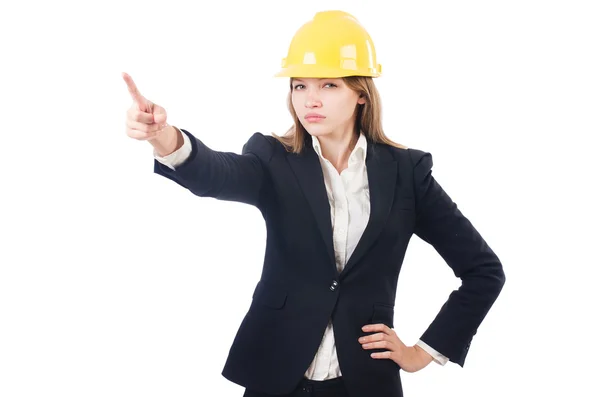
[271,76,407,153]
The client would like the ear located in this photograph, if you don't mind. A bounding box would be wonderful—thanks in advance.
[357,95,367,105]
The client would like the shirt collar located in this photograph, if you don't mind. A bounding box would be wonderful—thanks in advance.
[311,132,368,165]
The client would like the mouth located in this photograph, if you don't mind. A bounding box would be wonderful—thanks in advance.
[305,114,325,123]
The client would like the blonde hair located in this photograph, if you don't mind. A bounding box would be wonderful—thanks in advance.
[271,76,407,153]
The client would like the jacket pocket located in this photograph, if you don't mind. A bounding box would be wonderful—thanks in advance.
[371,303,395,328]
[252,280,288,309]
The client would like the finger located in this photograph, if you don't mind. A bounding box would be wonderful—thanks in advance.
[127,107,155,124]
[359,332,387,344]
[126,127,165,141]
[362,324,392,334]
[122,72,148,112]
[152,105,167,125]
[126,119,167,135]
[370,351,392,359]
[362,340,396,351]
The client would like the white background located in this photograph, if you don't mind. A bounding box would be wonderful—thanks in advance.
[1,0,599,396]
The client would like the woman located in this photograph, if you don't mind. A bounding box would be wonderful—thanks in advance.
[123,10,505,397]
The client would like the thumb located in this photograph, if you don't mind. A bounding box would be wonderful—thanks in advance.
[153,105,167,125]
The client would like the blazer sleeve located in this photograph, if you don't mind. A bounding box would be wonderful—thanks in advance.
[409,148,506,367]
[153,127,193,170]
[153,128,274,207]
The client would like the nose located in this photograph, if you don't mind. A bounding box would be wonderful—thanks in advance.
[305,90,322,108]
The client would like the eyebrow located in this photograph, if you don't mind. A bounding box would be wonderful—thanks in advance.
[291,78,332,83]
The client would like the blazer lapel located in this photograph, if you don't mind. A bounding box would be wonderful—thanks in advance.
[339,143,397,280]
[286,143,337,271]
[286,138,398,279]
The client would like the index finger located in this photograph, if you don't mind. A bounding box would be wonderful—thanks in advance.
[362,324,392,334]
[122,72,147,111]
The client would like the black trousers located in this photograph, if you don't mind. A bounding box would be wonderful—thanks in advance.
[243,377,349,397]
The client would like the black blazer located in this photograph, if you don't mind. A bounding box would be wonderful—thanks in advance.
[154,128,506,397]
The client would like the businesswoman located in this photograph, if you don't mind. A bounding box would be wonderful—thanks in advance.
[123,10,505,397]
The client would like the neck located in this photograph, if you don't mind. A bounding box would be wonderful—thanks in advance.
[316,128,359,172]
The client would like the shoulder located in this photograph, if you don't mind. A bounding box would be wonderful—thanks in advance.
[241,132,278,163]
[406,147,432,170]
[244,132,301,158]
[380,143,432,170]
[377,144,436,189]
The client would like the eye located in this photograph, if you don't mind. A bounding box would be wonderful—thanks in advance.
[324,83,338,88]
[293,84,305,90]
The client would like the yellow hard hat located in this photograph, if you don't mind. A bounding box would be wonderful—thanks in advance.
[275,10,382,78]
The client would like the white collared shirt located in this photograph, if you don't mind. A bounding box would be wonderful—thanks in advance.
[154,130,449,380]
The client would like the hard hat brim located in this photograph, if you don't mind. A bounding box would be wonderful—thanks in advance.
[274,64,381,79]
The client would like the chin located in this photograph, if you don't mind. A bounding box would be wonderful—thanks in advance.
[302,124,332,137]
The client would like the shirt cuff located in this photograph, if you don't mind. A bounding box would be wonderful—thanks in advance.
[153,126,192,170]
[416,339,449,366]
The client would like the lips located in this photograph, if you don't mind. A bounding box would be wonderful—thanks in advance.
[305,113,325,122]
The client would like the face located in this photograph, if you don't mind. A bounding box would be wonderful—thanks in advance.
[290,78,366,139]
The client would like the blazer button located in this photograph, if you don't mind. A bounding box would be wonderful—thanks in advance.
[330,280,338,291]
